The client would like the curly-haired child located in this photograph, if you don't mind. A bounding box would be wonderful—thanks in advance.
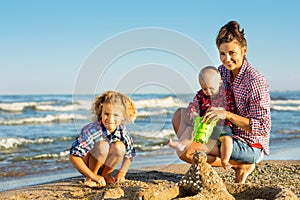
[69,90,136,187]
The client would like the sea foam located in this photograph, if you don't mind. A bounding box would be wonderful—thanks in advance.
[0,101,90,112]
[0,114,87,125]
[134,96,187,109]
[271,99,300,111]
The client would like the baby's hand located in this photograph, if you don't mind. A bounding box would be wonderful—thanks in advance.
[203,107,225,124]
[189,112,199,120]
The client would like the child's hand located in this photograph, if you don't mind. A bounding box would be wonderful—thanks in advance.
[93,175,106,187]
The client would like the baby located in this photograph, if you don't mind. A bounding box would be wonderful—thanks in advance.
[168,66,235,169]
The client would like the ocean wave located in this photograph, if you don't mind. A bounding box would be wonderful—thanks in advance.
[0,101,52,112]
[34,104,89,111]
[135,143,166,151]
[136,109,173,117]
[0,114,87,125]
[134,96,187,109]
[271,105,300,111]
[131,129,175,138]
[271,99,300,105]
[276,129,300,134]
[12,151,70,161]
[0,137,72,149]
[0,97,186,113]
[0,101,90,112]
[29,151,69,160]
[270,99,300,111]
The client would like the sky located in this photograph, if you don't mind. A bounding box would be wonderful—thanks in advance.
[1,0,300,95]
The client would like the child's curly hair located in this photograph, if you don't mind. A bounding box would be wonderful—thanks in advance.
[92,90,136,123]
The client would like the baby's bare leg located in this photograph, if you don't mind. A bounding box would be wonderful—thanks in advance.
[172,108,192,139]
[168,126,193,152]
[219,135,233,169]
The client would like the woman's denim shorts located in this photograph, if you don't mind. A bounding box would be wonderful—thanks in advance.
[230,138,264,164]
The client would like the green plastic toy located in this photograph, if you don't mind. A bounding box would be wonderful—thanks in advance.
[193,116,217,144]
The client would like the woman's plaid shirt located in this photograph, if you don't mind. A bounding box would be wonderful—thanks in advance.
[219,61,271,155]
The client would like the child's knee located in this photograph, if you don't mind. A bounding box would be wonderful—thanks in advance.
[90,141,109,159]
[110,141,126,157]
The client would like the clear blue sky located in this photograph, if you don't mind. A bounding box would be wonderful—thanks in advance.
[1,0,299,94]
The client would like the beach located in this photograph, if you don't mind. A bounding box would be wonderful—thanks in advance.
[0,92,300,199]
[0,160,299,200]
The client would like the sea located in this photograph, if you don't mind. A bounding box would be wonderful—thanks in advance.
[0,91,300,191]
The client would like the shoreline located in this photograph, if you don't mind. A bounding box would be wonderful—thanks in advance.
[0,160,299,199]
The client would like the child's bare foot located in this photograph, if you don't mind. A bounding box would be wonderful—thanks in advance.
[115,171,126,183]
[103,174,115,184]
[233,163,255,184]
[167,139,186,152]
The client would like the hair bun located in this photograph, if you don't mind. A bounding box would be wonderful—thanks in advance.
[216,21,246,48]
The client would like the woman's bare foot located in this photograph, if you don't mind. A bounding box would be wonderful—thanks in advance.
[233,163,255,183]
[221,160,232,170]
[167,138,186,152]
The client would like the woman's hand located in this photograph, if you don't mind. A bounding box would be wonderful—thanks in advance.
[202,107,226,124]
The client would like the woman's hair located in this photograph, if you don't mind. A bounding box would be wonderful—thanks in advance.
[216,21,247,48]
[92,90,136,123]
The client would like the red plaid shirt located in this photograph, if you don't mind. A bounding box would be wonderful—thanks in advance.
[219,61,271,155]
[187,85,235,127]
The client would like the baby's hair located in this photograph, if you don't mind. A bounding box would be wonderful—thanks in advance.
[199,66,220,82]
[92,90,136,123]
[216,21,247,48]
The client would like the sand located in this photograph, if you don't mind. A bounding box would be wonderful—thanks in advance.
[0,159,299,200]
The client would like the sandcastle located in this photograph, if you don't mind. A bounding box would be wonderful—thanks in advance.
[178,150,235,199]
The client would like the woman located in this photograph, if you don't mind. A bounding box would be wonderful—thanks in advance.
[172,21,271,184]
